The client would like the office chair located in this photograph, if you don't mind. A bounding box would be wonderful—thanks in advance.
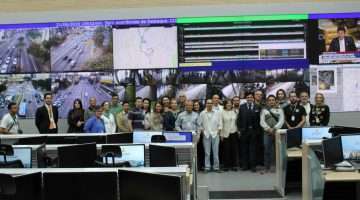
[0,173,16,200]
[95,145,130,167]
[151,135,167,143]
[0,144,24,168]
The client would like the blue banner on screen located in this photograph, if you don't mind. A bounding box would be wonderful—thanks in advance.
[163,132,193,143]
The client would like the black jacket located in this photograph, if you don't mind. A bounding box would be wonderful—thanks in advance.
[35,105,59,134]
[67,109,85,133]
[329,36,357,52]
[236,103,261,132]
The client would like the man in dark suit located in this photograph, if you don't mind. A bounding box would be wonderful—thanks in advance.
[328,26,357,52]
[236,92,262,172]
[35,93,59,134]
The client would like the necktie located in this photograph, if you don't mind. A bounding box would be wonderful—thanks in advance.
[48,106,56,129]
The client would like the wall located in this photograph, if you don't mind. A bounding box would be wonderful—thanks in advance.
[5,0,360,132]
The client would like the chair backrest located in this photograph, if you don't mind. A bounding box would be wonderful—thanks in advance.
[0,174,16,196]
[101,145,122,158]
[0,144,14,163]
[149,145,177,167]
[151,135,166,143]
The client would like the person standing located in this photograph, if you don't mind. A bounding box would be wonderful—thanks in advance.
[116,101,131,132]
[237,92,261,172]
[175,100,199,132]
[299,91,311,127]
[254,90,265,107]
[128,97,145,131]
[178,93,187,112]
[232,96,241,114]
[193,100,202,113]
[144,102,163,131]
[276,89,288,109]
[35,93,58,134]
[161,96,170,110]
[198,99,222,172]
[0,102,22,134]
[67,99,85,133]
[212,94,223,112]
[283,91,306,129]
[84,97,97,121]
[101,101,116,133]
[84,106,105,133]
[142,98,151,115]
[221,100,239,171]
[163,99,178,131]
[260,95,284,172]
[109,93,123,121]
[310,93,330,126]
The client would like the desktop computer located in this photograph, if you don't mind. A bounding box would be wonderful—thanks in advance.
[0,147,32,168]
[102,144,145,167]
[58,143,97,168]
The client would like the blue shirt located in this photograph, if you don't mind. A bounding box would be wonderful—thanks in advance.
[84,116,105,133]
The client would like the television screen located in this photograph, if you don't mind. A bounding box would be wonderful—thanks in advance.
[50,26,113,72]
[134,69,178,85]
[133,131,162,143]
[0,147,32,168]
[341,135,360,160]
[0,28,51,73]
[302,127,331,142]
[51,72,114,118]
[0,73,50,118]
[265,68,305,82]
[113,26,178,69]
[102,144,145,167]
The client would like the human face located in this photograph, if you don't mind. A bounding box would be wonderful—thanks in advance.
[315,94,324,105]
[170,100,177,110]
[89,98,96,107]
[74,101,81,109]
[267,97,276,108]
[162,97,170,107]
[206,100,213,111]
[212,95,220,105]
[289,93,298,104]
[111,96,119,106]
[246,94,254,104]
[225,102,232,110]
[193,102,200,111]
[338,30,346,40]
[185,101,193,112]
[103,102,110,111]
[155,103,162,113]
[10,105,18,115]
[44,94,52,105]
[300,92,309,104]
[232,97,240,108]
[255,91,263,102]
[135,99,142,108]
[277,91,285,100]
[123,103,129,112]
[95,108,103,118]
[143,100,150,110]
[179,95,186,104]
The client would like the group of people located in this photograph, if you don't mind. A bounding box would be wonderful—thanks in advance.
[0,89,330,173]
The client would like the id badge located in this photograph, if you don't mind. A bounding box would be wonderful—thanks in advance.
[291,115,295,121]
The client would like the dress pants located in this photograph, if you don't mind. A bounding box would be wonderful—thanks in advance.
[222,133,240,169]
[240,129,258,170]
[203,135,220,170]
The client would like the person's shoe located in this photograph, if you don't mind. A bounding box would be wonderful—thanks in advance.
[214,169,222,173]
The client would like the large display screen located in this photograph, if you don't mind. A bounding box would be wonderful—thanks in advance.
[113,26,178,69]
[102,144,145,167]
[341,135,360,160]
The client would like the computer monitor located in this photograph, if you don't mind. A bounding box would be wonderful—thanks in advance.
[329,126,360,137]
[102,144,145,167]
[322,136,343,168]
[341,135,360,160]
[149,145,177,167]
[36,143,47,168]
[107,133,133,143]
[43,172,117,200]
[302,127,331,143]
[287,128,302,148]
[12,172,42,200]
[0,147,32,168]
[163,132,193,143]
[118,170,182,200]
[16,136,47,145]
[77,135,106,144]
[58,143,97,168]
[133,131,162,143]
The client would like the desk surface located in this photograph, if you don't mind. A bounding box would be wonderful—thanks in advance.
[323,170,360,182]
[287,148,302,158]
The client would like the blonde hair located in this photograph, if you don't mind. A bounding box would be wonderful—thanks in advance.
[315,93,325,105]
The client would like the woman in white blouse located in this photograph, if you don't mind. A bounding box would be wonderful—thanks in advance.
[101,101,116,133]
[221,100,240,171]
[260,95,284,172]
[144,102,163,131]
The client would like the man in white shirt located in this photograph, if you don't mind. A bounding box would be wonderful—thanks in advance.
[299,91,311,127]
[0,102,21,134]
[198,99,222,172]
[212,94,223,112]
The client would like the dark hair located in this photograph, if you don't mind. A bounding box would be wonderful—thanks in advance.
[73,98,83,110]
[94,105,103,111]
[289,91,298,97]
[111,93,119,98]
[101,101,110,107]
[276,89,286,98]
[244,91,254,98]
[135,97,142,101]
[143,98,151,104]
[7,102,17,110]
[267,95,276,100]
[223,100,232,108]
[337,26,346,33]
[44,92,52,99]
[122,101,129,105]
[153,102,163,112]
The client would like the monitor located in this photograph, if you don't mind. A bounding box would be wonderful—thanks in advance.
[341,135,360,160]
[302,127,331,143]
[12,172,42,200]
[329,126,360,137]
[322,136,343,168]
[163,132,193,143]
[36,143,47,168]
[287,128,302,148]
[16,136,47,145]
[118,170,182,200]
[133,131,163,143]
[106,133,133,143]
[43,172,117,200]
[102,144,145,167]
[0,147,32,168]
[149,145,177,167]
[57,143,97,168]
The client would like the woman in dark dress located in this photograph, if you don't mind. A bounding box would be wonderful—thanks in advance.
[310,93,330,126]
[67,99,85,133]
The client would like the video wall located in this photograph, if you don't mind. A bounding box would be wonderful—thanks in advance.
[0,13,359,118]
